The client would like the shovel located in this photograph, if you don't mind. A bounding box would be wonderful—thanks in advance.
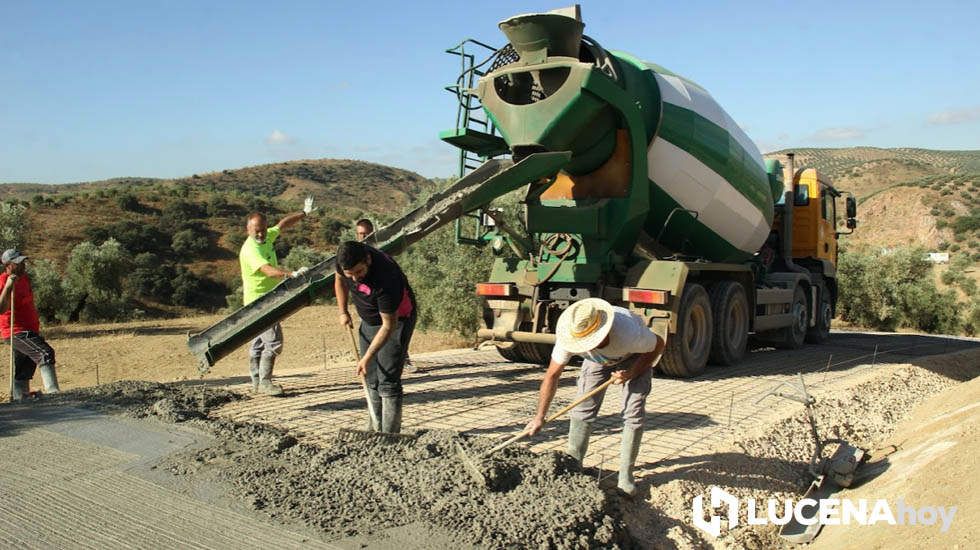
[457,376,616,487]
[339,325,415,444]
[348,324,380,430]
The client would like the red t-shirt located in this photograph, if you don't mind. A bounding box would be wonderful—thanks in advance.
[0,273,41,338]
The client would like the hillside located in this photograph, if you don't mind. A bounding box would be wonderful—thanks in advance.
[3,147,977,326]
[1,159,434,315]
[765,148,980,258]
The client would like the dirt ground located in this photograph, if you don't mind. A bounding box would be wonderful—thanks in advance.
[0,304,470,400]
[623,348,980,549]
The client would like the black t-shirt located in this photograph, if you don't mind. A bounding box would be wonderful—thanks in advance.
[338,247,416,326]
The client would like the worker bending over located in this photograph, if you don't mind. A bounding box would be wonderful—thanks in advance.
[335,241,417,433]
[525,298,664,496]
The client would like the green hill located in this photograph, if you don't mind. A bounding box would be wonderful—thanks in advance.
[2,159,434,316]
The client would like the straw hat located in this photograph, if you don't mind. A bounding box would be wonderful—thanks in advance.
[555,298,615,353]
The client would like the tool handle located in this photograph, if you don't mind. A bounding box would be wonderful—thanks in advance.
[485,429,530,455]
[485,377,617,456]
[544,377,616,423]
[8,285,14,402]
[347,325,360,360]
[349,325,379,427]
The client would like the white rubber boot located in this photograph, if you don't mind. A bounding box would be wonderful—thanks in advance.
[257,356,284,396]
[39,364,60,394]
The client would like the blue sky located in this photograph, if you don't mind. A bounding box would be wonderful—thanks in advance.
[2,0,979,183]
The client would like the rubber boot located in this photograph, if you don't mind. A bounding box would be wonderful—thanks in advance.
[10,379,29,401]
[365,387,382,432]
[618,426,644,496]
[39,364,60,394]
[567,418,593,463]
[248,356,261,393]
[257,356,284,396]
[380,395,403,434]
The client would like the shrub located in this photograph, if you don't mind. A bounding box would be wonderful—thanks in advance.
[117,194,142,212]
[171,228,209,256]
[127,253,174,299]
[283,245,327,270]
[952,214,980,233]
[87,221,170,256]
[27,259,72,323]
[399,223,494,336]
[225,230,246,250]
[160,200,207,231]
[838,245,960,333]
[225,279,244,311]
[63,239,133,322]
[321,220,349,245]
[170,267,203,306]
[0,202,27,250]
[964,297,980,336]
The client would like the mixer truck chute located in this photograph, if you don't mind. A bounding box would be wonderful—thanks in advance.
[442,6,858,377]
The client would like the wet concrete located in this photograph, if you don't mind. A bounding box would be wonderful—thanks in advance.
[15,381,633,549]
[163,425,632,548]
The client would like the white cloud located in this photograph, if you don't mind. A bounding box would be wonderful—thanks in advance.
[927,107,980,125]
[265,129,295,145]
[807,126,866,142]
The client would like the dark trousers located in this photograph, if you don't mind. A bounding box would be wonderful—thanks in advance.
[359,313,416,398]
[5,331,56,381]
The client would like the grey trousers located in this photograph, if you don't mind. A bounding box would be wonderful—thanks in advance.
[359,314,416,398]
[570,357,652,430]
[249,323,284,359]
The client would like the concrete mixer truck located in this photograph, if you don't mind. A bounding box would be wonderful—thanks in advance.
[188,5,856,378]
[441,5,858,377]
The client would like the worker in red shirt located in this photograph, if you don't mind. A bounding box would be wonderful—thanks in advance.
[0,249,59,400]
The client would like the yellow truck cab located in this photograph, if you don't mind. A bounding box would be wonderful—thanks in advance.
[791,168,844,265]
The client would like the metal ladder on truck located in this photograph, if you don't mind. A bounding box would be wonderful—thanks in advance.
[439,39,512,245]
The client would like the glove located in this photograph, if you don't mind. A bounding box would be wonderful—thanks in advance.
[303,196,317,215]
[290,266,311,279]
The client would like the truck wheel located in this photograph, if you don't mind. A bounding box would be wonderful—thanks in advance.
[775,285,808,350]
[659,283,712,378]
[496,341,553,364]
[805,286,832,344]
[708,281,749,366]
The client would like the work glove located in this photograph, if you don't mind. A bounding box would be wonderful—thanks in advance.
[303,196,317,215]
[290,266,311,279]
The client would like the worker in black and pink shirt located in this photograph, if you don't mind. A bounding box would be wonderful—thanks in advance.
[0,248,59,400]
[334,241,417,433]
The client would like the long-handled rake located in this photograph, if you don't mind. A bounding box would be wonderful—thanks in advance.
[456,377,616,487]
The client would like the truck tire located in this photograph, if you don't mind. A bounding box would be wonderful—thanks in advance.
[775,285,808,350]
[496,341,553,364]
[659,283,712,378]
[708,281,749,366]
[805,285,832,344]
